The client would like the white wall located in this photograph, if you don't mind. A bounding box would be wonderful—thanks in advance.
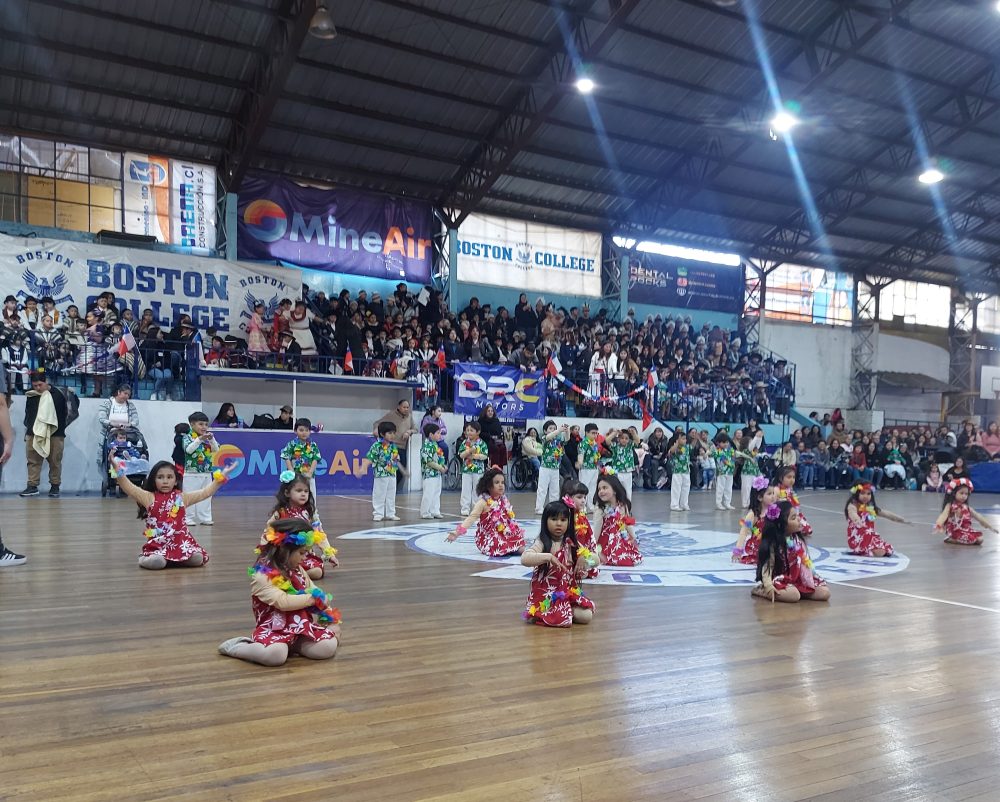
[876,333,949,381]
[759,320,853,411]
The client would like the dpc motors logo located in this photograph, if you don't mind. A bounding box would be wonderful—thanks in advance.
[340,521,909,588]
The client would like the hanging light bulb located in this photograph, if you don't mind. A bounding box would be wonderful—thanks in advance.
[309,4,337,40]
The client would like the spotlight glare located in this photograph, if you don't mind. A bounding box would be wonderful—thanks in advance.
[770,111,800,133]
[918,168,945,185]
[575,77,595,94]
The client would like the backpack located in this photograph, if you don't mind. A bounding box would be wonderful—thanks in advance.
[251,413,276,429]
[59,386,80,428]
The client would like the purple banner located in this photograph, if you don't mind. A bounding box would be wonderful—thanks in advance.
[211,430,376,495]
[237,173,434,283]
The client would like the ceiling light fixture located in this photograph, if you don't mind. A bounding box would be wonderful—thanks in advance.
[770,111,800,133]
[309,4,337,40]
[918,167,945,185]
[575,77,595,94]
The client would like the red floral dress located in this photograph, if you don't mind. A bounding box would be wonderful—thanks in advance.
[847,504,894,556]
[770,536,825,595]
[573,508,600,579]
[141,490,209,564]
[251,566,337,646]
[944,501,982,544]
[597,505,642,566]
[739,513,761,565]
[523,537,596,627]
[778,487,813,536]
[474,494,526,556]
[274,506,325,576]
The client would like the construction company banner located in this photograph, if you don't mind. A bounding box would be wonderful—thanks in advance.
[0,233,299,335]
[628,252,743,313]
[453,362,547,420]
[124,153,217,251]
[211,431,375,495]
[170,160,217,252]
[237,173,434,283]
[455,213,602,297]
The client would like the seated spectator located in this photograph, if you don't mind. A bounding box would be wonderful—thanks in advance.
[212,402,245,429]
[923,463,944,492]
[976,422,1000,460]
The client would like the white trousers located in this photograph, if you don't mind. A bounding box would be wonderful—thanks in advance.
[535,466,561,512]
[580,468,598,512]
[715,474,734,508]
[421,476,442,517]
[618,471,633,500]
[741,475,755,510]
[461,473,478,515]
[671,473,691,510]
[372,476,396,519]
[184,472,214,524]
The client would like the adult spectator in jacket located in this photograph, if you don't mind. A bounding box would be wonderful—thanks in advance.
[20,368,68,498]
[97,384,139,434]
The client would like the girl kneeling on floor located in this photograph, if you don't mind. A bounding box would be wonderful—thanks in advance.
[752,500,830,603]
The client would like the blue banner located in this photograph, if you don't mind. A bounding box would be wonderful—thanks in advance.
[237,173,434,283]
[628,252,743,313]
[453,362,547,420]
[211,430,376,495]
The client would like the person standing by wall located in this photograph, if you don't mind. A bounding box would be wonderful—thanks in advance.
[20,368,68,498]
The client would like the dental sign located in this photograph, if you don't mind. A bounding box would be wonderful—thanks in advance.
[456,213,602,297]
[453,362,547,420]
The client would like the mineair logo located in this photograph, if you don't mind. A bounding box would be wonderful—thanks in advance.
[243,199,288,243]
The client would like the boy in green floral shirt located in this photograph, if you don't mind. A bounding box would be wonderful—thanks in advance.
[420,422,447,519]
[281,417,322,500]
[182,411,219,526]
[367,421,407,521]
[576,422,602,513]
[668,431,691,511]
[606,428,638,500]
[711,431,737,511]
[458,420,489,515]
[535,419,569,513]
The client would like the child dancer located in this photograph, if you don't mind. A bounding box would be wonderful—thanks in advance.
[751,500,830,603]
[182,412,219,526]
[732,475,777,565]
[420,422,447,519]
[576,423,602,513]
[218,518,341,667]
[521,499,596,627]
[736,431,764,509]
[667,431,691,512]
[447,467,526,556]
[535,420,568,513]
[562,478,600,579]
[712,431,737,510]
[458,420,489,516]
[281,418,321,501]
[595,471,642,566]
[606,428,637,499]
[114,459,232,569]
[367,421,405,521]
[935,478,998,545]
[845,482,908,557]
[266,471,338,579]
[776,466,812,536]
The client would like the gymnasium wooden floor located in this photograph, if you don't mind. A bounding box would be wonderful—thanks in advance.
[4,485,1000,802]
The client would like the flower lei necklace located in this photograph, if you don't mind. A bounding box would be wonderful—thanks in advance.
[248,564,342,625]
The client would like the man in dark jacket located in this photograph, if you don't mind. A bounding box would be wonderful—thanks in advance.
[20,368,68,498]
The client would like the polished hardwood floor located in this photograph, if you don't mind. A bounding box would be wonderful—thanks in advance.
[3,485,1000,801]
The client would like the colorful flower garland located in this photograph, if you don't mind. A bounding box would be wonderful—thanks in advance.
[248,564,342,625]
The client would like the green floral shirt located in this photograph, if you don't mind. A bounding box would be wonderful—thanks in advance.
[460,437,488,474]
[541,434,566,470]
[609,442,636,473]
[715,445,736,476]
[736,448,761,476]
[669,444,690,473]
[420,439,446,479]
[280,438,321,472]
[182,430,217,473]
[579,438,601,469]
[366,439,400,478]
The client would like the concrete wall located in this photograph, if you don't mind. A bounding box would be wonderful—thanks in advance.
[759,320,854,412]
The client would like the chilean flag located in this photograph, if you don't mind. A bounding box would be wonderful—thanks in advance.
[436,344,447,371]
[639,399,653,432]
[344,345,354,374]
[546,353,562,378]
[116,329,137,357]
[647,368,657,389]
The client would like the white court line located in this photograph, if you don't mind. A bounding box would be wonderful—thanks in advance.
[829,581,1000,614]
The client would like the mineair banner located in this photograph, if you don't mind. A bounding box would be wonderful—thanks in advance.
[0,233,299,335]
[456,213,602,298]
[628,252,743,313]
[237,173,434,283]
[124,153,217,252]
[453,362,547,420]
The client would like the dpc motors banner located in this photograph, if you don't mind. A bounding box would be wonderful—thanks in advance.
[0,233,299,336]
[456,213,602,297]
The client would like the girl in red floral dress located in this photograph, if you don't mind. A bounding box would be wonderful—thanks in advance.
[446,468,526,556]
[114,459,233,570]
[776,466,813,536]
[751,500,830,603]
[521,500,596,627]
[218,519,342,667]
[264,471,338,580]
[935,478,998,545]
[562,479,600,579]
[733,476,778,565]
[845,482,908,557]
[594,471,642,566]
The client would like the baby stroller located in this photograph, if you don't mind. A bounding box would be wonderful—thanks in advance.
[101,425,151,497]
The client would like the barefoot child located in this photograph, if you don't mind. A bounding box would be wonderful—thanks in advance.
[732,475,777,565]
[935,478,998,545]
[595,471,642,566]
[562,478,600,579]
[845,482,908,557]
[752,500,830,603]
[447,467,526,556]
[265,471,338,580]
[776,466,812,536]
